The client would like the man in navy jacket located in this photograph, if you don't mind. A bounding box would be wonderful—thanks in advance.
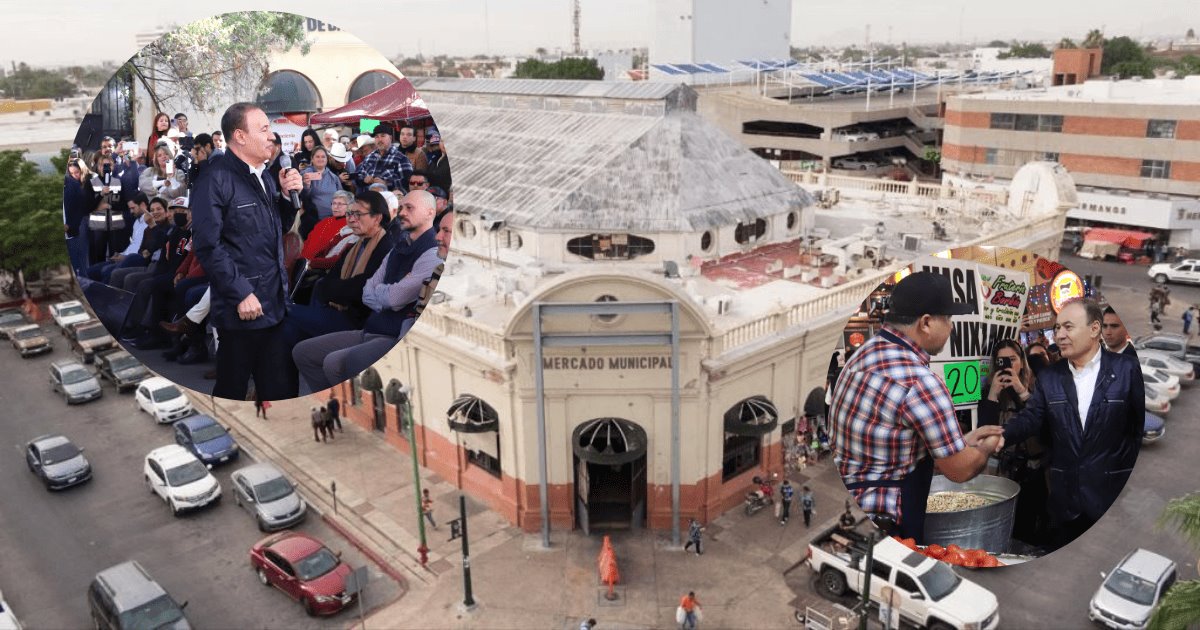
[190,102,302,400]
[1001,298,1144,550]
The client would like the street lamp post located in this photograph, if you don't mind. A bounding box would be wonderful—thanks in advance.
[399,385,429,566]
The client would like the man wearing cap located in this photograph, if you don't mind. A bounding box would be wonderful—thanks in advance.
[831,271,1005,543]
[1000,298,1143,550]
[326,142,357,192]
[419,129,451,194]
[357,123,413,193]
[190,102,304,400]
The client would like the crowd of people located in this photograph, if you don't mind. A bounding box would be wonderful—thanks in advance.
[64,103,454,401]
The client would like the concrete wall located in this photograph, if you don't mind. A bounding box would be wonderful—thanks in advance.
[651,0,790,66]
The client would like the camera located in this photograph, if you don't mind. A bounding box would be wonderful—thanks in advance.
[996,356,1013,371]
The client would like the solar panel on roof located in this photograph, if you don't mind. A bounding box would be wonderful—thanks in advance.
[673,63,710,74]
[652,64,687,76]
[802,74,841,88]
[698,63,728,73]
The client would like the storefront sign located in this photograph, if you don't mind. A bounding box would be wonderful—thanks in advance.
[542,356,673,370]
[1049,270,1083,312]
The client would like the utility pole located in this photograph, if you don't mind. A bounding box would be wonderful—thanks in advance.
[572,0,582,55]
[858,531,877,630]
[449,496,476,609]
[400,386,429,567]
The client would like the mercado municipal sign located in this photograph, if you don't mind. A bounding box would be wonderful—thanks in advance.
[542,356,674,370]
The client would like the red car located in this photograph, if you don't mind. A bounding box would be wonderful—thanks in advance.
[249,531,354,616]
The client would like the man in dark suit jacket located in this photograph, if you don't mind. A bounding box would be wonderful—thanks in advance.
[1002,298,1144,550]
[1102,306,1138,359]
[190,102,303,400]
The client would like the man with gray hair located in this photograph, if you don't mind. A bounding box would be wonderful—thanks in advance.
[1001,297,1144,550]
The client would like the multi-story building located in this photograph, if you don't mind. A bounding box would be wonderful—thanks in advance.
[329,78,1074,536]
[942,77,1200,246]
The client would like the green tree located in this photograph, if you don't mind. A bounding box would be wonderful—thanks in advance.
[987,39,1010,48]
[122,11,309,114]
[1101,36,1148,74]
[1187,28,1196,39]
[512,57,604,80]
[1110,60,1155,78]
[1059,38,1078,49]
[998,42,1052,59]
[1082,28,1106,48]
[0,150,71,289]
[1177,55,1200,76]
[840,46,865,62]
[0,62,77,99]
[1148,493,1200,630]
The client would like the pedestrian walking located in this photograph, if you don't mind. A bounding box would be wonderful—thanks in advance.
[1151,298,1163,330]
[327,396,343,432]
[682,518,704,555]
[677,591,702,630]
[422,488,437,529]
[801,486,816,528]
[320,407,334,441]
[254,396,269,419]
[310,407,324,442]
[779,479,795,526]
[1183,306,1193,336]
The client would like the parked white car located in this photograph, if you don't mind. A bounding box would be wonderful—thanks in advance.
[1148,259,1200,285]
[1140,366,1180,400]
[0,585,21,630]
[1089,548,1177,630]
[134,377,194,424]
[49,300,90,332]
[1144,386,1170,415]
[144,444,221,516]
[832,157,877,171]
[1137,351,1195,382]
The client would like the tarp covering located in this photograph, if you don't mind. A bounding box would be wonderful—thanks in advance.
[1083,227,1155,249]
[309,79,431,125]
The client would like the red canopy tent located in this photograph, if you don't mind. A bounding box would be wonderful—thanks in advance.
[1083,227,1155,249]
[309,80,432,126]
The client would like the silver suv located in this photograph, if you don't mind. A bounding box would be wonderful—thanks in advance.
[87,560,191,630]
[1089,548,1177,630]
[49,359,102,404]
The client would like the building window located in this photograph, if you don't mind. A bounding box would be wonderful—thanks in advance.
[989,113,1016,130]
[734,218,768,244]
[984,148,999,165]
[701,231,714,252]
[593,294,620,324]
[500,229,522,249]
[1040,152,1060,162]
[458,220,477,239]
[466,444,502,478]
[566,234,656,260]
[1037,115,1063,132]
[1141,160,1171,179]
[1015,114,1038,131]
[786,211,799,231]
[1147,120,1177,139]
[722,433,761,481]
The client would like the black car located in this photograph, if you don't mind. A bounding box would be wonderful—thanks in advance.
[26,434,92,490]
[95,349,148,392]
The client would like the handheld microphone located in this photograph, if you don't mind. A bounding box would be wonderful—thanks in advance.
[279,153,301,209]
[102,163,112,186]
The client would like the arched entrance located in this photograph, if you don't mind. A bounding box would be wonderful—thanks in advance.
[572,418,648,535]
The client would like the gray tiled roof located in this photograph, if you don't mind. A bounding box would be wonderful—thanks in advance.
[411,77,684,100]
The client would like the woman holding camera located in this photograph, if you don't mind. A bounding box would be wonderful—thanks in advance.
[979,339,1050,546]
[140,144,187,201]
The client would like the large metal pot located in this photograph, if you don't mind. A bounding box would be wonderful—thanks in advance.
[923,474,1020,554]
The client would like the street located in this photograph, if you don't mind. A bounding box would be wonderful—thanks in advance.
[0,325,401,629]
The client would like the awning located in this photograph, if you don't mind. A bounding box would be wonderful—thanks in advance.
[803,387,827,418]
[384,379,408,405]
[723,395,779,436]
[447,395,499,433]
[1083,227,1155,249]
[572,418,646,465]
[309,78,432,125]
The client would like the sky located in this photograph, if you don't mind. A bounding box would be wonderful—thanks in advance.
[0,0,1195,67]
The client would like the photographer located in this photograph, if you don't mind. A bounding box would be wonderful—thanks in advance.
[978,339,1050,546]
[185,133,218,188]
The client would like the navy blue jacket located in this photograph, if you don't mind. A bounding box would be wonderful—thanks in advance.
[189,150,292,330]
[1001,348,1144,525]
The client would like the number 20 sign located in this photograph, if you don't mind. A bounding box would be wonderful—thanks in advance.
[942,360,986,405]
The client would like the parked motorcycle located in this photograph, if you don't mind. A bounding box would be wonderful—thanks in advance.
[743,475,776,516]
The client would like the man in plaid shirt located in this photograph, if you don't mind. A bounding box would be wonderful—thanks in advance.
[357,123,413,193]
[831,271,1004,542]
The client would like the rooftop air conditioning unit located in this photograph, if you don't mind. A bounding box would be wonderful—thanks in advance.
[903,235,923,251]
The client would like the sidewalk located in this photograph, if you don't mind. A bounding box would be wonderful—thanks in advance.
[191,392,850,629]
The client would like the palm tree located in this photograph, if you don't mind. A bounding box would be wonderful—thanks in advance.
[1082,28,1105,49]
[1058,38,1078,49]
[1148,493,1200,630]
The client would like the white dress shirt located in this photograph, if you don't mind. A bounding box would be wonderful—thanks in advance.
[1068,346,1103,431]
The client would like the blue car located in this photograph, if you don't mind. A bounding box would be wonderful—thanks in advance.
[1143,412,1165,445]
[174,414,240,466]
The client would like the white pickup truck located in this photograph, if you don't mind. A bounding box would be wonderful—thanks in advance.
[805,521,1000,630]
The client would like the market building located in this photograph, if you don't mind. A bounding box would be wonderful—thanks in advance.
[942,76,1200,247]
[327,77,1077,535]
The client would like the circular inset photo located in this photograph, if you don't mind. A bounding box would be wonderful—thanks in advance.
[63,12,452,402]
[827,246,1148,568]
